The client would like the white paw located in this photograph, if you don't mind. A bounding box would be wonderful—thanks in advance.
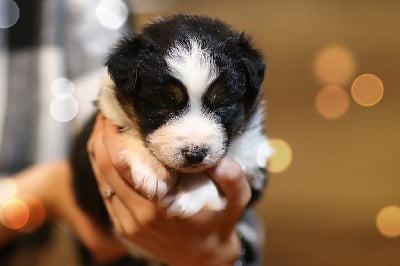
[130,164,168,199]
[122,150,176,199]
[161,174,226,217]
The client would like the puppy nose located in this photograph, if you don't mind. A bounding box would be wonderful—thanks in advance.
[182,146,208,164]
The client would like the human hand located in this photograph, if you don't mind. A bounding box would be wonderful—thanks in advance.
[87,114,251,265]
[0,160,127,261]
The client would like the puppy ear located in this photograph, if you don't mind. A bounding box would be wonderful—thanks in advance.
[225,33,266,108]
[105,35,145,93]
[231,33,265,87]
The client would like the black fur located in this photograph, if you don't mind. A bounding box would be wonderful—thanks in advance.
[106,15,264,140]
[71,14,267,265]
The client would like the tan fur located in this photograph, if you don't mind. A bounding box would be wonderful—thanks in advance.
[98,74,176,199]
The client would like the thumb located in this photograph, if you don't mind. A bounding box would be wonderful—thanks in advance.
[207,158,251,210]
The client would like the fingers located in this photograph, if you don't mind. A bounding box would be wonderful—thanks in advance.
[102,118,133,182]
[87,115,135,205]
[87,115,123,232]
[208,158,251,208]
[88,114,249,240]
[206,158,251,235]
[87,115,132,184]
[87,115,106,185]
[87,115,159,233]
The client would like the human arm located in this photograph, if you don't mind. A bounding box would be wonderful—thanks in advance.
[0,160,127,261]
[86,115,259,265]
[0,114,263,265]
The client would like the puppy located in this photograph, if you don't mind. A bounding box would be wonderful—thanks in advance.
[71,14,272,263]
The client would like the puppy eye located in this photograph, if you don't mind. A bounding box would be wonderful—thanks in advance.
[209,91,226,106]
[206,81,239,109]
[156,84,186,112]
[167,85,185,105]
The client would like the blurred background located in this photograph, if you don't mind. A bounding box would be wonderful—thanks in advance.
[1,0,400,265]
[138,0,400,265]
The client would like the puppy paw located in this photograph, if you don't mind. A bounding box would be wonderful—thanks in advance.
[122,150,176,199]
[161,175,226,217]
[162,192,226,217]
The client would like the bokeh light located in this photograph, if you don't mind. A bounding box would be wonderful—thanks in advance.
[376,205,400,238]
[267,138,293,173]
[0,0,20,29]
[0,198,30,230]
[315,85,350,120]
[51,77,75,96]
[0,179,17,203]
[313,45,356,86]
[50,94,79,123]
[257,139,275,168]
[20,195,47,232]
[96,0,129,30]
[351,74,384,107]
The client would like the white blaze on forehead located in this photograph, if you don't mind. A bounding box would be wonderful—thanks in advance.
[165,38,219,106]
[159,38,224,171]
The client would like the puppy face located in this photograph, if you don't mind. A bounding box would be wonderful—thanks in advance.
[106,15,265,173]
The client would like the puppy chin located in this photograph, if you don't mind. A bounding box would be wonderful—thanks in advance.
[177,162,219,174]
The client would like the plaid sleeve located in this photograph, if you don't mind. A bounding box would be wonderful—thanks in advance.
[235,209,265,266]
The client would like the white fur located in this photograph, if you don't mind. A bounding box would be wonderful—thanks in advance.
[165,38,219,110]
[98,72,272,217]
[227,106,273,190]
[120,142,174,199]
[98,75,227,213]
[146,110,226,172]
[159,107,272,216]
[98,74,133,128]
[92,18,272,264]
[99,75,176,199]
[97,60,270,265]
[162,173,226,217]
[99,76,175,263]
[150,39,226,172]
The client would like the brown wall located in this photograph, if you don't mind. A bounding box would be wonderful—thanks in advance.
[136,1,400,265]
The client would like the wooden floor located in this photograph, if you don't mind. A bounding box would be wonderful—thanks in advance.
[136,1,400,265]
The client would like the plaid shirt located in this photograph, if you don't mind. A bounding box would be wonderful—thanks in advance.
[0,1,263,265]
[0,0,125,175]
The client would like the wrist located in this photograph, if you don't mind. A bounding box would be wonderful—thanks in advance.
[166,232,240,266]
[200,232,241,266]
